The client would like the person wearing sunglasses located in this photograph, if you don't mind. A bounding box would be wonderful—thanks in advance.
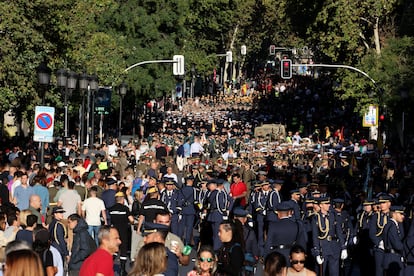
[187,245,217,276]
[287,245,316,276]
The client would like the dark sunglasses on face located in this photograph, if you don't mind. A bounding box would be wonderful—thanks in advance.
[291,260,306,265]
[199,257,213,263]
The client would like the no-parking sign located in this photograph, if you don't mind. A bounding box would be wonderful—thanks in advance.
[34,106,55,142]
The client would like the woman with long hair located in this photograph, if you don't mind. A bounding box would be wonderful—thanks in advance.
[187,245,217,276]
[128,242,167,276]
[4,249,44,276]
[264,251,287,276]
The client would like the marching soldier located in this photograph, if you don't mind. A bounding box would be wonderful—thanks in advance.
[265,202,307,264]
[252,181,272,257]
[234,208,259,275]
[332,198,355,275]
[266,179,283,223]
[311,197,347,276]
[160,180,180,236]
[332,198,355,246]
[288,189,303,221]
[382,205,405,276]
[355,199,375,276]
[177,175,198,245]
[369,194,391,276]
[205,179,233,251]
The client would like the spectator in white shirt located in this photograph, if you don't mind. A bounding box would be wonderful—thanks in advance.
[190,136,204,157]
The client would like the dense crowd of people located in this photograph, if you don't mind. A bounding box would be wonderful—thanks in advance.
[0,76,413,276]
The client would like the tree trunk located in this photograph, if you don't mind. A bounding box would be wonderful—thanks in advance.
[374,17,381,55]
[224,24,239,84]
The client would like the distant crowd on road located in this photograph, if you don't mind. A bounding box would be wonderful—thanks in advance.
[0,76,413,276]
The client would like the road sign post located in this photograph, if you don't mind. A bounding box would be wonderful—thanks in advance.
[34,106,55,142]
[34,106,55,169]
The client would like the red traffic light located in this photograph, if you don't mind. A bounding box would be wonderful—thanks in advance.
[280,59,292,79]
[379,114,385,121]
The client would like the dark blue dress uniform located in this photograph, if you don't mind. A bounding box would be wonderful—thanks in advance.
[333,199,355,246]
[160,181,180,236]
[288,189,302,221]
[369,195,391,276]
[264,202,307,264]
[404,218,414,276]
[355,200,375,276]
[252,182,271,256]
[101,178,117,225]
[383,206,405,276]
[234,208,259,275]
[177,182,198,245]
[312,197,346,276]
[206,181,232,251]
[265,186,282,223]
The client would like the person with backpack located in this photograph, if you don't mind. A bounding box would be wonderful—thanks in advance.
[67,214,97,276]
[216,220,244,276]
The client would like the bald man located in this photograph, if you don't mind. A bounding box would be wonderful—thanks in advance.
[28,194,43,224]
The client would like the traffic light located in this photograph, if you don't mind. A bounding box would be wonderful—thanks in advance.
[269,45,276,55]
[280,59,292,79]
[173,55,185,76]
[226,51,233,63]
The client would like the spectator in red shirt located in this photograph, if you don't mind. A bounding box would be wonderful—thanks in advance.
[230,173,247,208]
[79,226,121,276]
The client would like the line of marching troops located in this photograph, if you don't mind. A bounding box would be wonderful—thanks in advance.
[150,162,414,276]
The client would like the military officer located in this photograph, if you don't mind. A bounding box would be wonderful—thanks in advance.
[311,197,347,276]
[252,180,272,257]
[265,202,307,265]
[160,180,180,236]
[383,205,405,276]
[355,199,375,276]
[177,175,198,245]
[266,179,283,223]
[234,208,259,275]
[333,198,355,246]
[288,189,302,221]
[205,179,232,251]
[369,194,391,276]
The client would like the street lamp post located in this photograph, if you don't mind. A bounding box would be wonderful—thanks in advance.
[56,69,78,140]
[118,82,127,140]
[89,75,98,148]
[190,64,196,98]
[79,73,89,147]
[56,69,68,138]
[36,62,52,168]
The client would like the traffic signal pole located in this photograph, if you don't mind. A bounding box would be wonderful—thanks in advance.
[124,58,183,73]
[291,63,378,86]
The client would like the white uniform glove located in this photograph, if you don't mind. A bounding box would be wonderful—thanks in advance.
[379,240,385,250]
[316,255,324,264]
[352,236,358,245]
[341,249,348,260]
[248,221,254,228]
